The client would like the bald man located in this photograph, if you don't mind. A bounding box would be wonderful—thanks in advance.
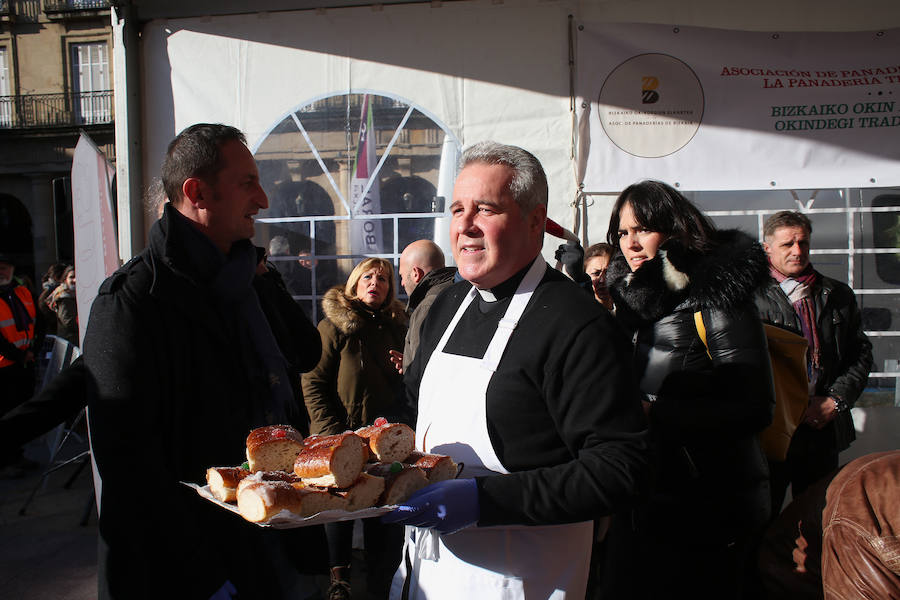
[399,240,446,300]
[396,239,457,372]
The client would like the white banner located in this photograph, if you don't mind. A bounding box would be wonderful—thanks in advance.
[576,24,900,191]
[72,132,119,346]
[350,94,385,256]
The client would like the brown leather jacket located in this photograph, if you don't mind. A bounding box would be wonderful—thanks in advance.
[822,451,900,599]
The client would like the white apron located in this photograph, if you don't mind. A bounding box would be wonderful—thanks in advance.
[390,257,593,600]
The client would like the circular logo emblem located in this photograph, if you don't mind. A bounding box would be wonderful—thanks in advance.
[598,53,704,158]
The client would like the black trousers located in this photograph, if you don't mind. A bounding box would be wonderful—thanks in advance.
[324,518,404,598]
[0,362,35,417]
[597,516,761,600]
[0,362,36,463]
[768,423,840,517]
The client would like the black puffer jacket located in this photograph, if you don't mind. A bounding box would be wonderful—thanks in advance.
[608,229,775,543]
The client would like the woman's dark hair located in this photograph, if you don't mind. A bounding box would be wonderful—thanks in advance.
[606,180,717,253]
[43,262,68,283]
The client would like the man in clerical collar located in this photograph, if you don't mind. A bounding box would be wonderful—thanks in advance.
[384,141,649,600]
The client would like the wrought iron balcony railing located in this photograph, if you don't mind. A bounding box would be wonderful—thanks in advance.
[0,90,114,129]
[44,0,111,12]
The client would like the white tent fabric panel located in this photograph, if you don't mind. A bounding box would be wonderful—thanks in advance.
[140,2,578,255]
[131,0,900,255]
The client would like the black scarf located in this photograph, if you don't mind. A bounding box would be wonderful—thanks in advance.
[167,208,292,426]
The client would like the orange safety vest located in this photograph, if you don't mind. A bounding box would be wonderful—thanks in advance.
[0,284,36,368]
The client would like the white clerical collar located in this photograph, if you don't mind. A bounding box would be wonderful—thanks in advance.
[476,288,498,302]
[472,255,543,304]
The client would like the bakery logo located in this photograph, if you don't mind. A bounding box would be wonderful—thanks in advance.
[598,53,705,158]
[642,77,660,104]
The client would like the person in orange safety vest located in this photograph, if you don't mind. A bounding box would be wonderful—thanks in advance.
[0,253,38,418]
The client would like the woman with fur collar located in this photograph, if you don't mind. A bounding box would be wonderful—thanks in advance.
[604,181,775,599]
[301,257,408,600]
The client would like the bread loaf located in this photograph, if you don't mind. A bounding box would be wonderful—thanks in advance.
[206,467,250,503]
[405,451,458,483]
[355,422,415,463]
[236,480,347,522]
[245,425,305,472]
[340,472,387,511]
[294,432,368,488]
[366,462,429,505]
[235,470,302,497]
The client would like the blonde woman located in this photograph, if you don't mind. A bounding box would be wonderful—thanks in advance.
[302,257,408,599]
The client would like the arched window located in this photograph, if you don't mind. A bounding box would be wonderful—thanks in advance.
[253,92,460,320]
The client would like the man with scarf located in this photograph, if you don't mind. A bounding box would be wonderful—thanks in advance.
[83,124,323,599]
[756,210,872,515]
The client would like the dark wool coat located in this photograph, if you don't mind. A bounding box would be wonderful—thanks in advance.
[83,206,323,599]
[302,287,408,435]
[756,272,873,453]
[403,266,456,372]
[607,229,776,543]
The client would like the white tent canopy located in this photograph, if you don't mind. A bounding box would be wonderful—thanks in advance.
[114,0,900,259]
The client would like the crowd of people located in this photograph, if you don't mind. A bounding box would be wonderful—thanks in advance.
[2,122,889,600]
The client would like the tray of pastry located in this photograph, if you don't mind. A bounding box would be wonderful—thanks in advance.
[189,421,458,529]
[185,481,396,529]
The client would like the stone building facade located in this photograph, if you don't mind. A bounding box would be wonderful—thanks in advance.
[0,0,113,283]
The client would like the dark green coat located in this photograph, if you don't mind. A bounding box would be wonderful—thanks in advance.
[303,287,408,435]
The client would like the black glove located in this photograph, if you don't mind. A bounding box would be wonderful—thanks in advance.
[554,242,590,283]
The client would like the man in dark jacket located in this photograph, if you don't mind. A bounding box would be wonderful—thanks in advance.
[83,124,323,599]
[396,239,456,372]
[756,210,873,514]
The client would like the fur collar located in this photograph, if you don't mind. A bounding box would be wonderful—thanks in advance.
[607,229,768,326]
[321,286,408,336]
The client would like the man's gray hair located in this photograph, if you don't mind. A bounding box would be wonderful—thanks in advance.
[764,210,813,239]
[459,141,548,215]
[268,235,291,257]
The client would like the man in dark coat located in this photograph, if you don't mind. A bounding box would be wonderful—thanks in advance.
[396,239,456,372]
[83,124,323,599]
[755,210,873,514]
